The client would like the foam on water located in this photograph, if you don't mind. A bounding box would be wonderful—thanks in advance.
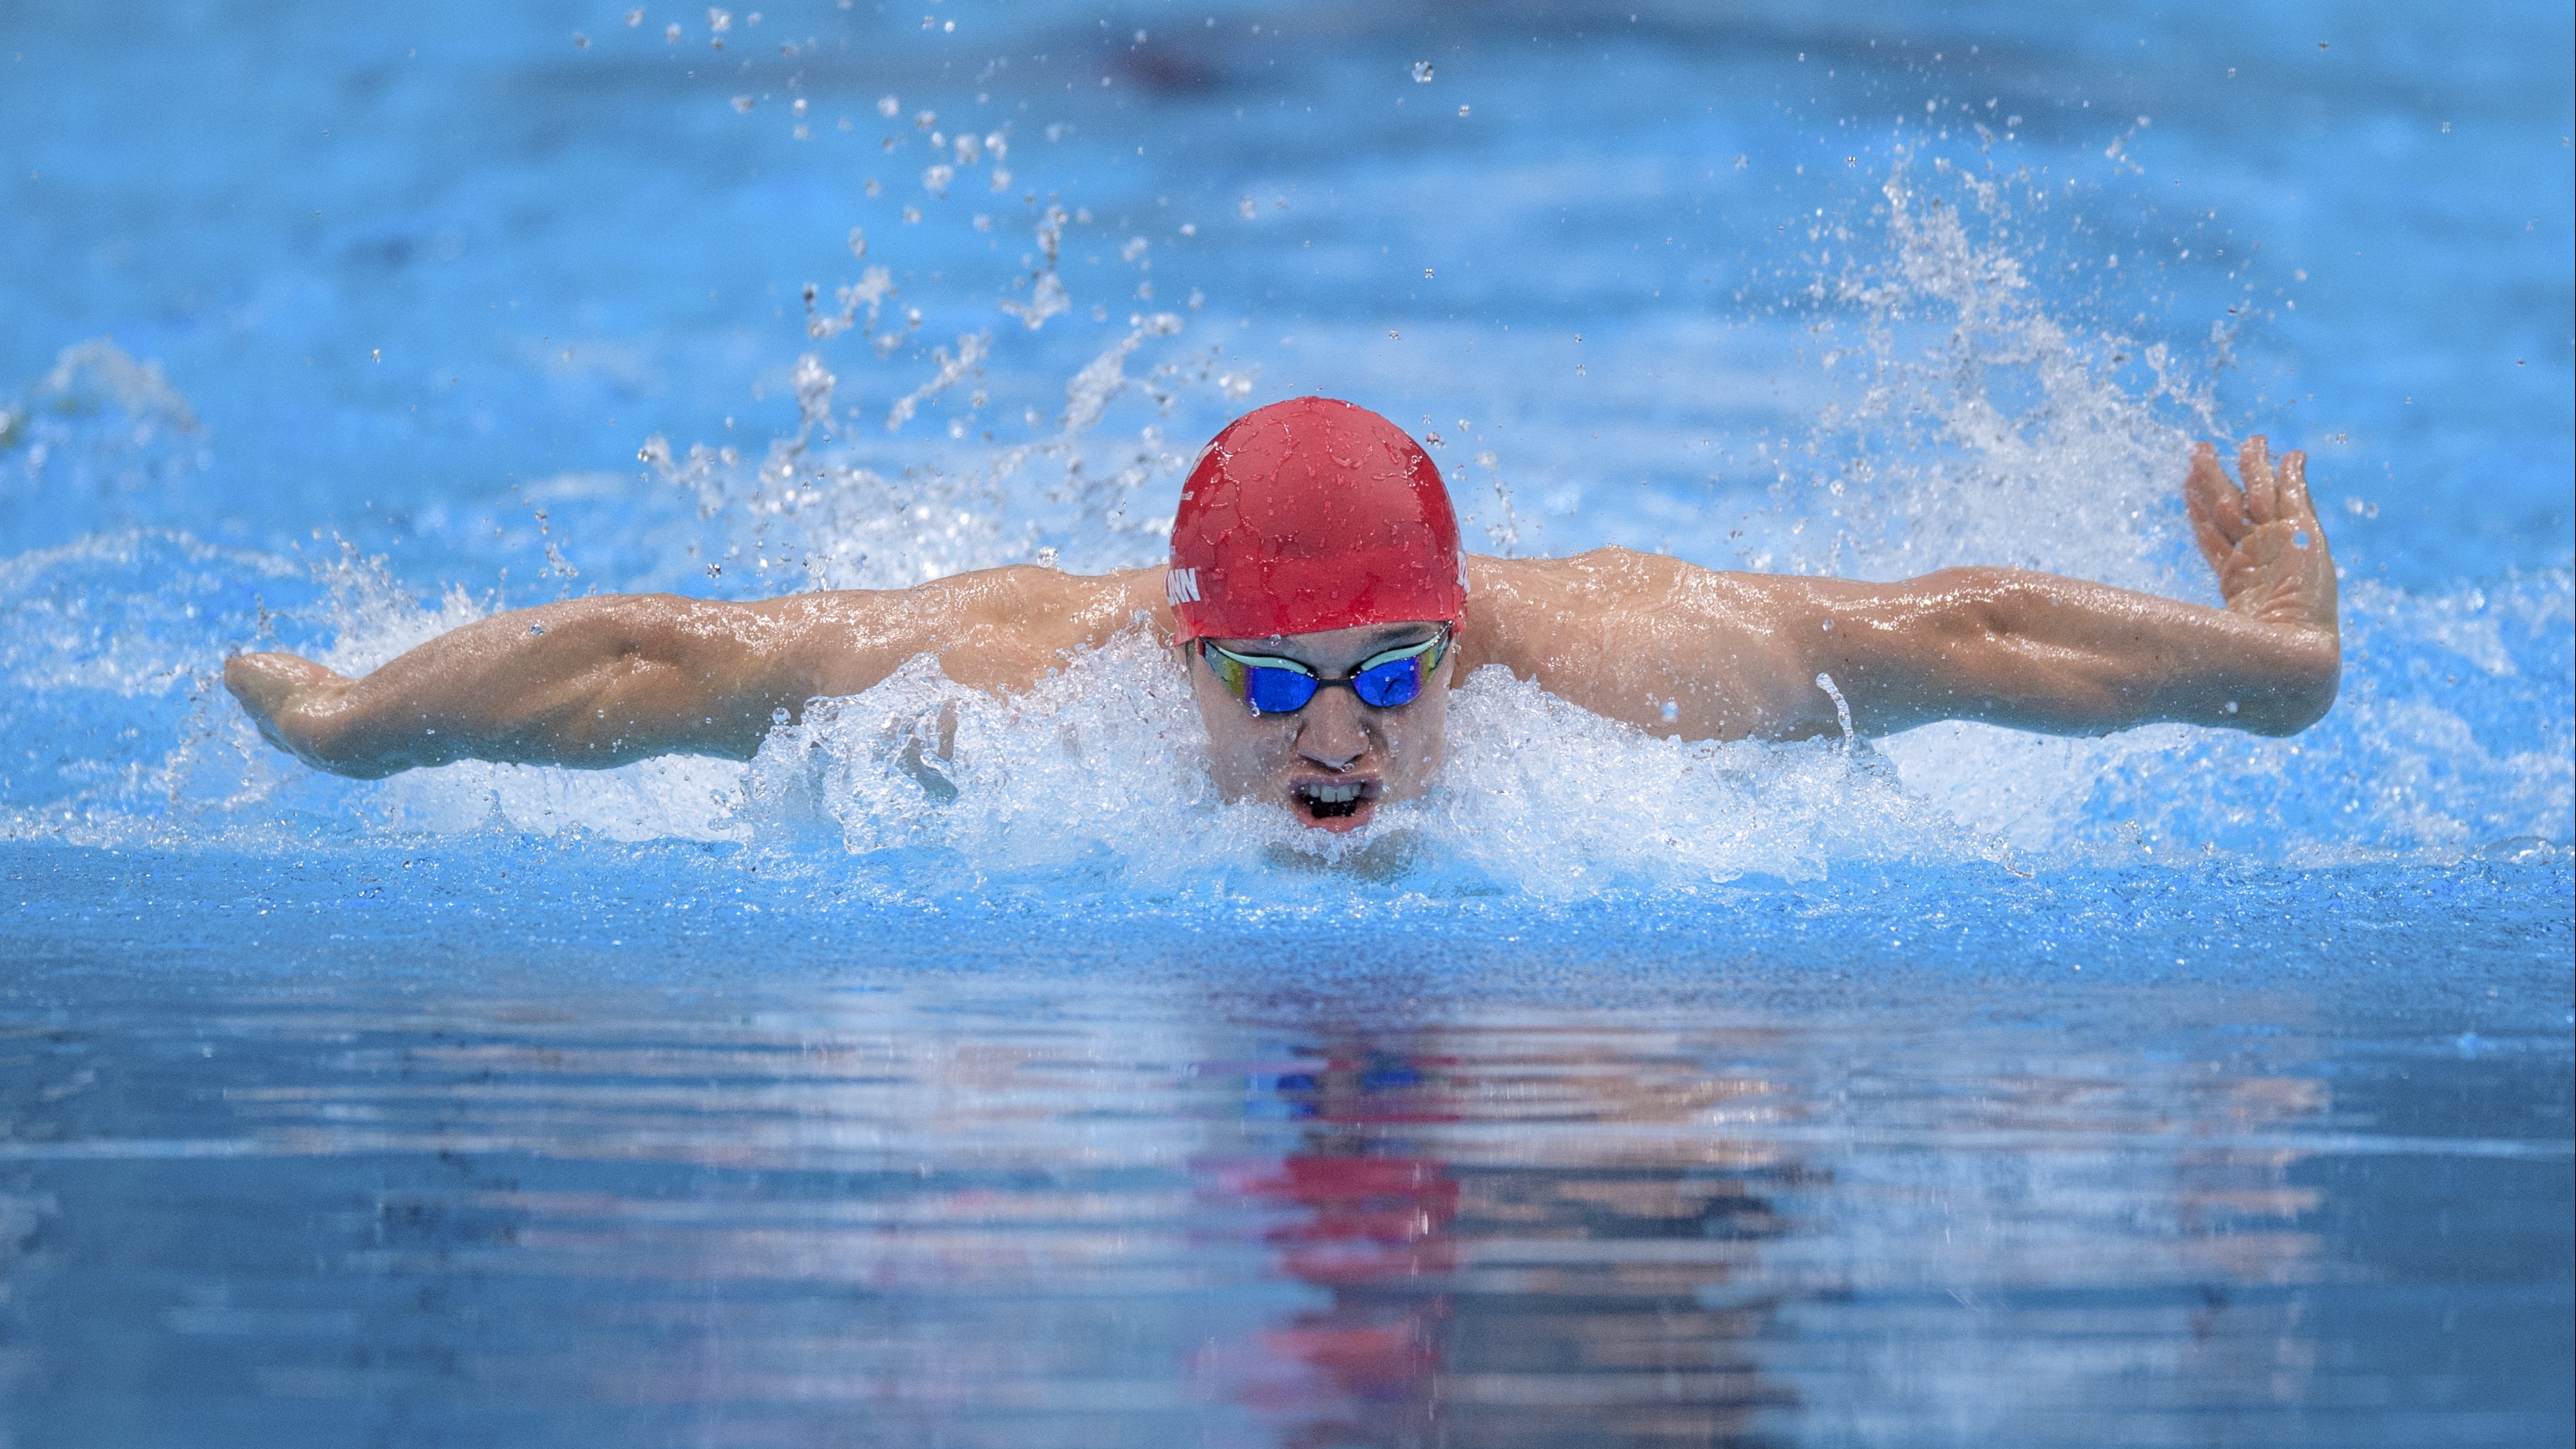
[0,150,2565,885]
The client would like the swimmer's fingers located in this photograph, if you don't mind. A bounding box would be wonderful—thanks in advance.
[2238,434,2282,525]
[2184,440,2249,565]
[223,652,351,765]
[2276,448,2322,533]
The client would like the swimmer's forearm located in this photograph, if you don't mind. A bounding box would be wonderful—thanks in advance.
[228,595,814,777]
[1825,568,2341,738]
[227,568,1163,777]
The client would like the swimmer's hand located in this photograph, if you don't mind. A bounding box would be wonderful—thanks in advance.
[2185,435,2339,632]
[223,652,386,777]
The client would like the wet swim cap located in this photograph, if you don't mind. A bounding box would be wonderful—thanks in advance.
[1166,397,1467,643]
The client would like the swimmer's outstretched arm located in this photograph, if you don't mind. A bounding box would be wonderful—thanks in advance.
[224,566,1164,778]
[1473,437,2341,741]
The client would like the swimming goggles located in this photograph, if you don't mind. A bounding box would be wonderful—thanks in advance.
[1201,627,1452,715]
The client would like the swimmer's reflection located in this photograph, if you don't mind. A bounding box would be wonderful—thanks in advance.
[1195,1033,1805,1448]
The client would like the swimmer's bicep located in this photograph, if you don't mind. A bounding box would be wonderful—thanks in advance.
[757,569,1141,707]
[1642,572,1864,739]
[1671,571,2000,737]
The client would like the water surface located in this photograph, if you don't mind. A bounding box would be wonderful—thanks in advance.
[1,0,2570,1443]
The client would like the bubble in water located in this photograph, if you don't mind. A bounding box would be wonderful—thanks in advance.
[876,94,899,118]
[624,7,642,25]
[1411,60,1434,82]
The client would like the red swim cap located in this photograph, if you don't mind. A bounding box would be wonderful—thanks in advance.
[1166,397,1467,642]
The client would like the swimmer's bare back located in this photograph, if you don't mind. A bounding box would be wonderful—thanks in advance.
[228,438,2339,778]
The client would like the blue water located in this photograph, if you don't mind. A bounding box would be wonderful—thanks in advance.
[3,1,2570,1445]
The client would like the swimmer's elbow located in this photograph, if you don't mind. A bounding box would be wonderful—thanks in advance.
[2240,628,2342,736]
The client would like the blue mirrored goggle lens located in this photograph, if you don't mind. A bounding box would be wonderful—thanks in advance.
[1350,656,1425,708]
[1241,666,1321,714]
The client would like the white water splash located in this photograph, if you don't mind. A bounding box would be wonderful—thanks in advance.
[0,154,2564,876]
[722,630,2006,892]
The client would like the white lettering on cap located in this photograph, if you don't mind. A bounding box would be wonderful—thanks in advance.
[1165,567,1201,606]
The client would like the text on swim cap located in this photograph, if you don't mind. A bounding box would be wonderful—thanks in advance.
[1165,567,1202,606]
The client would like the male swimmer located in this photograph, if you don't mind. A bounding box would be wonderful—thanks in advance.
[225,397,2340,833]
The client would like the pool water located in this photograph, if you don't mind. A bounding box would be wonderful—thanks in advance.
[2,1,2570,1445]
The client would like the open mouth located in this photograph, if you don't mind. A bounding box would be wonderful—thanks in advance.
[1292,777,1382,826]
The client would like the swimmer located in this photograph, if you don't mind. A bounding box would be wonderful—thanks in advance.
[224,397,2340,833]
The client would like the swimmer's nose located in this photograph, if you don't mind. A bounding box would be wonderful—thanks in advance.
[1294,689,1371,772]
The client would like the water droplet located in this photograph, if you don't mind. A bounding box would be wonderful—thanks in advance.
[1411,60,1434,83]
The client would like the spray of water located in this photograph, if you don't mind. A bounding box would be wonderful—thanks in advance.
[0,154,2563,878]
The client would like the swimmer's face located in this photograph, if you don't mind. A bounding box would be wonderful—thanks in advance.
[1182,620,1457,833]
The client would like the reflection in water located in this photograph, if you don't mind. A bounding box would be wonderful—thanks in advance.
[1196,1034,1801,1448]
[4,981,2554,1448]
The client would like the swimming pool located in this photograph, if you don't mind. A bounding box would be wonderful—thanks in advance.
[3,1,2569,1445]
